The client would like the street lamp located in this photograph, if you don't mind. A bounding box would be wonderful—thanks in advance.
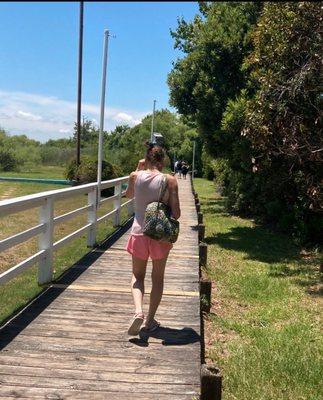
[150,100,156,142]
[152,132,164,147]
[97,29,111,206]
[76,1,84,166]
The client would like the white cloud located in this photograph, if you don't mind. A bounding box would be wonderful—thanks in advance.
[113,112,141,125]
[17,110,42,121]
[0,89,148,142]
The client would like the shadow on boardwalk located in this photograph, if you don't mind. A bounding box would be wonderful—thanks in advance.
[129,326,200,347]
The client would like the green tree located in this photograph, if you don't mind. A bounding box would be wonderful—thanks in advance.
[168,2,262,152]
[73,118,99,146]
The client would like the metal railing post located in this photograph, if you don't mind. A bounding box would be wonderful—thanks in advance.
[38,197,54,285]
[87,187,98,247]
[113,184,122,226]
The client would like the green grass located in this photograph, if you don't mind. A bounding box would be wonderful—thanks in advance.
[0,173,131,324]
[0,165,65,179]
[194,177,322,400]
[0,181,66,199]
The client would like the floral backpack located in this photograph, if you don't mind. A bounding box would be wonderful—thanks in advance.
[142,175,180,243]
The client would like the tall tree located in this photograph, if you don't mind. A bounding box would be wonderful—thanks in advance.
[168,2,262,152]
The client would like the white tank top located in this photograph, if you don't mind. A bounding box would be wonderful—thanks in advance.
[131,170,169,236]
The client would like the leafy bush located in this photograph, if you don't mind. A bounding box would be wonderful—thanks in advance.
[65,156,123,196]
[41,146,75,166]
[0,149,20,171]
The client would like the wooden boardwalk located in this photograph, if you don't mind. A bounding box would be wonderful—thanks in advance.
[0,178,201,399]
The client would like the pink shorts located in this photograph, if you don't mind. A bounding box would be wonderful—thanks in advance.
[126,235,172,261]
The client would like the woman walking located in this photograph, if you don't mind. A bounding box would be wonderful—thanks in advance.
[181,162,189,180]
[125,142,181,335]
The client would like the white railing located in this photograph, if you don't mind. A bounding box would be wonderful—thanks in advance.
[0,176,133,286]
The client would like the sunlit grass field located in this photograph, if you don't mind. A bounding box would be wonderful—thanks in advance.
[0,166,130,324]
[194,177,322,400]
[0,165,66,180]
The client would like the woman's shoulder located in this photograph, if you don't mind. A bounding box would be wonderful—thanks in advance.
[129,170,142,182]
[165,174,178,187]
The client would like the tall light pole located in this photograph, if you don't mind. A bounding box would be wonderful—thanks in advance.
[76,1,84,166]
[97,29,110,206]
[150,99,156,142]
[173,150,176,173]
[192,140,196,180]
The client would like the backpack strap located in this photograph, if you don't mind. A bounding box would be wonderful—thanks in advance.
[157,174,168,208]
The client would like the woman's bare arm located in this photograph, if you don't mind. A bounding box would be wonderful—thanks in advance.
[125,159,146,199]
[125,172,137,199]
[167,175,181,220]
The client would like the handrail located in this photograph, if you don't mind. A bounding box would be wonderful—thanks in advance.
[0,176,129,217]
[0,176,134,286]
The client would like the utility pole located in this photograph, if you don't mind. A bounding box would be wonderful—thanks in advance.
[97,29,110,206]
[76,1,84,166]
[150,99,156,142]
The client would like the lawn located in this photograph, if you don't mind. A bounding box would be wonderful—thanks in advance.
[0,168,131,324]
[0,165,65,180]
[194,177,322,400]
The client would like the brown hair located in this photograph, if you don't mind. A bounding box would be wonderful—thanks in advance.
[144,140,166,167]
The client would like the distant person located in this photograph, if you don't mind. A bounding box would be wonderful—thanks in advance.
[174,160,179,175]
[181,162,189,180]
[177,160,183,179]
[125,141,181,335]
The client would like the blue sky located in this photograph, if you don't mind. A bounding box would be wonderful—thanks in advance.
[0,1,199,142]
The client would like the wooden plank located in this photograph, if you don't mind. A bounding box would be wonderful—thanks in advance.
[0,375,199,395]
[50,283,200,297]
[0,364,200,385]
[0,386,196,400]
[0,353,200,375]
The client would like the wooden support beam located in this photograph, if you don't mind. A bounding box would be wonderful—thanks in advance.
[198,212,203,224]
[201,364,222,400]
[200,277,211,313]
[199,242,208,267]
[198,223,205,242]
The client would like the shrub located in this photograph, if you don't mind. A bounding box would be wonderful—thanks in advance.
[65,157,123,196]
[0,149,20,172]
[41,146,75,166]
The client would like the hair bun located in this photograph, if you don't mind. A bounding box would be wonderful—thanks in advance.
[144,140,155,150]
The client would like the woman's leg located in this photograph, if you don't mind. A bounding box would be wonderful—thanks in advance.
[131,256,147,314]
[146,256,168,326]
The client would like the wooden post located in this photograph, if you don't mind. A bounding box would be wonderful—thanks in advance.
[200,277,212,313]
[113,183,122,226]
[87,187,97,247]
[38,197,54,285]
[199,242,208,267]
[201,364,222,400]
[198,212,203,224]
[198,223,205,242]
